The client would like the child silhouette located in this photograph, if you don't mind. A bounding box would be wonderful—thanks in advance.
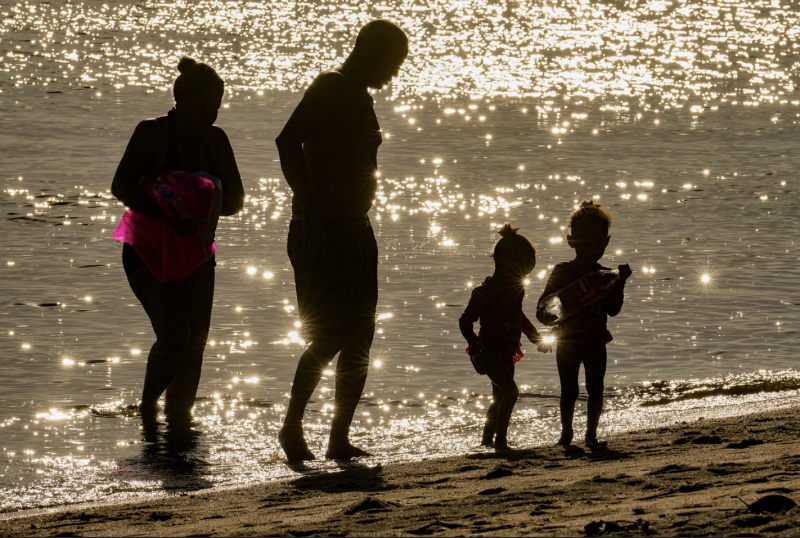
[460,223,552,450]
[537,200,631,449]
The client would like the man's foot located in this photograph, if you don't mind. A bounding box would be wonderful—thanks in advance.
[481,435,495,447]
[279,426,316,462]
[494,440,514,451]
[585,436,608,450]
[556,432,573,447]
[325,440,372,460]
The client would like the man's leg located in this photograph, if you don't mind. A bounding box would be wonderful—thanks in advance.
[583,345,608,446]
[164,262,215,426]
[325,219,378,460]
[280,338,341,460]
[281,220,342,460]
[483,361,518,449]
[556,343,582,446]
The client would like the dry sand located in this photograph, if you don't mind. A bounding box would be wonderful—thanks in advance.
[3,407,800,537]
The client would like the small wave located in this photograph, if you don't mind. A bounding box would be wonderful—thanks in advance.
[637,370,800,407]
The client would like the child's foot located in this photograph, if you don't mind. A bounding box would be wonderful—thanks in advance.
[325,440,372,460]
[556,431,573,447]
[585,435,608,450]
[279,426,316,462]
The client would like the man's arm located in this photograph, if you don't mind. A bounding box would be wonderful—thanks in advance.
[275,71,346,214]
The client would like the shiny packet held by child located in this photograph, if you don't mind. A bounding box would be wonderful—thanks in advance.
[112,170,218,283]
[538,268,622,325]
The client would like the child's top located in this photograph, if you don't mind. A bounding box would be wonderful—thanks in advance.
[536,261,625,348]
[459,277,541,364]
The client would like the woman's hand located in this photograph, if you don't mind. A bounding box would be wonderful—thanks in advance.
[168,217,197,237]
[536,342,553,353]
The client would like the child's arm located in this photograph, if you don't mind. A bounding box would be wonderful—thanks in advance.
[521,314,541,343]
[458,290,483,348]
[603,264,632,317]
[522,313,553,353]
[536,266,562,325]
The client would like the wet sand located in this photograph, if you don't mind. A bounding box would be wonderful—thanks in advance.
[2,407,799,537]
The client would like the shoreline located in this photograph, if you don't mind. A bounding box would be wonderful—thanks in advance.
[2,406,800,536]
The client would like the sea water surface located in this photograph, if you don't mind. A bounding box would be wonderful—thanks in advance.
[2,0,800,513]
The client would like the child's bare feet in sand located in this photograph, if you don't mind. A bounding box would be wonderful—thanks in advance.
[279,425,316,461]
[556,430,573,447]
[325,439,372,460]
[494,439,515,451]
[585,435,608,450]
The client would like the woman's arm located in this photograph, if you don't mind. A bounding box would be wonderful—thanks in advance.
[209,127,245,216]
[111,120,172,222]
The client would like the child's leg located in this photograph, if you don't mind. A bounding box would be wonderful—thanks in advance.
[556,343,581,444]
[583,345,608,441]
[483,362,518,447]
[482,378,502,445]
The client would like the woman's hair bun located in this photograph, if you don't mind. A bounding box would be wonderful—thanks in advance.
[177,56,198,74]
[172,57,224,103]
[580,199,597,208]
[497,222,519,239]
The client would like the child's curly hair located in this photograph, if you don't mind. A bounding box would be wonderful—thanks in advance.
[491,222,537,264]
[569,199,613,233]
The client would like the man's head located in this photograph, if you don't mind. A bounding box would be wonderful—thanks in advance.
[347,20,409,89]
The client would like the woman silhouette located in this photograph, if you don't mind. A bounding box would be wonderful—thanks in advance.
[111,57,244,427]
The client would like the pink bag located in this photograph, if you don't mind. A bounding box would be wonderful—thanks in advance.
[113,170,216,283]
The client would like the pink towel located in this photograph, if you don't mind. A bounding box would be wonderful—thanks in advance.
[113,170,217,283]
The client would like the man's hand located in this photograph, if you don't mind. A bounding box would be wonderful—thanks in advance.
[537,342,553,353]
[618,263,632,280]
[169,217,197,237]
[302,212,327,253]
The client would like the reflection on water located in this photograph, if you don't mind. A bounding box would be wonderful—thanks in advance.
[2,0,800,514]
[2,0,799,106]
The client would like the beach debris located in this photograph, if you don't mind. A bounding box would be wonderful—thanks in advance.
[677,482,709,493]
[632,508,646,515]
[457,464,480,472]
[583,520,646,536]
[343,496,398,515]
[732,514,774,528]
[481,466,513,479]
[478,487,505,495]
[736,494,797,514]
[407,520,465,535]
[649,464,698,475]
[148,511,173,521]
[725,438,764,449]
[691,434,723,445]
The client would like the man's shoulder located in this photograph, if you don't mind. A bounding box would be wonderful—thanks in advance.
[308,70,347,92]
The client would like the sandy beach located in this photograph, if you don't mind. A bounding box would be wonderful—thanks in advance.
[2,407,799,537]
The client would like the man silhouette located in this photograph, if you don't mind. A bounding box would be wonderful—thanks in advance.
[275,20,408,461]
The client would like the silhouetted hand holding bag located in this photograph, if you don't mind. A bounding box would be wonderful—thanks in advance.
[112,170,217,283]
